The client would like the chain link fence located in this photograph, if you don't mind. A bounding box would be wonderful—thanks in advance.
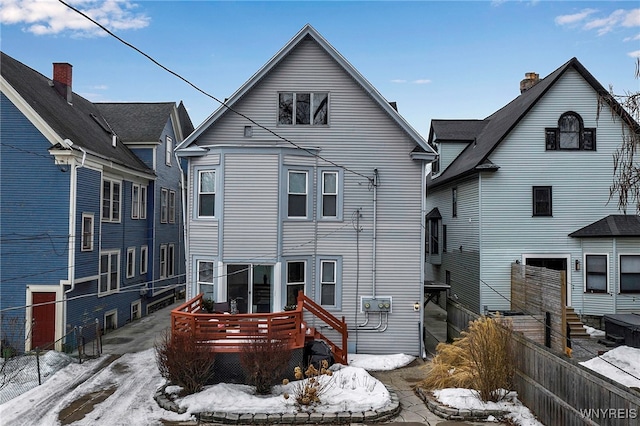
[0,320,103,404]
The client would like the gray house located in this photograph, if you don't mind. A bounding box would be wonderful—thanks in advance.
[425,58,640,325]
[176,25,436,356]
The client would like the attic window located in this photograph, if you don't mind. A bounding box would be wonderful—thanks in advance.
[278,92,328,125]
[545,112,595,151]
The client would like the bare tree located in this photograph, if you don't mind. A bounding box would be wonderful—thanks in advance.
[603,58,640,214]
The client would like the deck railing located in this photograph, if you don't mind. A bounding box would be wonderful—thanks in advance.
[171,292,348,364]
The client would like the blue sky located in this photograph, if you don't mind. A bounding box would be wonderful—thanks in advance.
[1,1,639,137]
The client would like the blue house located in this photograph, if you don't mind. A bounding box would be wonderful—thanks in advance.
[0,52,193,352]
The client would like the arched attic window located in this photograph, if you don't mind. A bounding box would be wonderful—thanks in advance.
[545,111,596,151]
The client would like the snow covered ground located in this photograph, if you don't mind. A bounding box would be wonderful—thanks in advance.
[579,345,640,388]
[3,347,637,425]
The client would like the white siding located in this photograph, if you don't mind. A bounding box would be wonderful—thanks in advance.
[183,37,426,354]
[480,68,633,314]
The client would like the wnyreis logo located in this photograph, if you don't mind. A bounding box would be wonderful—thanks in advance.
[579,408,638,420]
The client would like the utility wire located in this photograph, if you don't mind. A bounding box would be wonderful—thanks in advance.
[56,0,373,184]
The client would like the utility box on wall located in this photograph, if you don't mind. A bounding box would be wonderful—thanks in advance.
[360,296,392,313]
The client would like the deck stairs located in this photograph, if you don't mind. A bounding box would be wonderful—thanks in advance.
[566,307,590,339]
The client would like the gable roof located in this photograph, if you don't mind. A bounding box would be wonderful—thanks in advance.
[427,57,639,189]
[569,215,640,238]
[0,51,153,175]
[95,102,176,143]
[177,24,434,158]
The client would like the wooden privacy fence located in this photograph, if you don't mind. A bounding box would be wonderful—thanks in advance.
[447,299,640,426]
[171,291,348,364]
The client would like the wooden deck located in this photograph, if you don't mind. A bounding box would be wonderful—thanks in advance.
[171,291,348,364]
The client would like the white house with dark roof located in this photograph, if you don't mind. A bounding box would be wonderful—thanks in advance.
[425,57,640,325]
[176,25,436,356]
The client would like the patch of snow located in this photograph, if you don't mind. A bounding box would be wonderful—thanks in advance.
[433,388,544,426]
[347,353,414,371]
[583,325,606,337]
[579,345,640,388]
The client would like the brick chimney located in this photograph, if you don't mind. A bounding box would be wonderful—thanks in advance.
[53,62,73,104]
[520,72,539,94]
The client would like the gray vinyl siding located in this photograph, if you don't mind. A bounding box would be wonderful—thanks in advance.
[223,153,279,259]
[425,177,480,312]
[479,68,632,314]
[182,37,426,355]
[437,141,470,175]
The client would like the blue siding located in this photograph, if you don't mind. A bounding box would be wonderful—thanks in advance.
[75,167,101,278]
[0,94,70,345]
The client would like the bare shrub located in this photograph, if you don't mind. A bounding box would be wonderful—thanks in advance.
[283,360,333,408]
[239,337,292,395]
[420,316,515,402]
[154,329,216,395]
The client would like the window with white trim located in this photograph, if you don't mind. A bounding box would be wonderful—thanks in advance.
[81,213,94,251]
[102,179,121,222]
[585,254,607,293]
[320,260,336,306]
[197,260,215,301]
[288,170,308,218]
[167,244,175,277]
[321,171,338,218]
[140,185,147,219]
[126,247,136,278]
[286,261,305,307]
[140,245,148,275]
[160,244,167,279]
[278,92,328,125]
[132,184,140,219]
[169,190,176,224]
[165,136,173,166]
[198,170,216,217]
[161,188,168,223]
[620,255,640,293]
[99,250,120,295]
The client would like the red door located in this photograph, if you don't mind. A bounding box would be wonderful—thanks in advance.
[32,292,56,350]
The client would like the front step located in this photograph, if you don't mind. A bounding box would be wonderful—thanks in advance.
[566,307,590,339]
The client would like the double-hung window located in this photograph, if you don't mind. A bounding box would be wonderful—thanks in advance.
[321,171,338,218]
[452,188,457,218]
[132,185,140,219]
[161,188,169,223]
[140,186,147,219]
[532,186,552,217]
[126,248,136,278]
[81,213,94,251]
[198,170,216,217]
[165,136,173,166]
[169,190,176,223]
[278,92,328,125]
[102,179,121,222]
[585,254,607,293]
[167,244,175,277]
[288,171,308,218]
[99,251,120,295]
[197,260,215,301]
[160,245,167,279]
[620,255,640,293]
[140,245,148,275]
[286,261,306,307]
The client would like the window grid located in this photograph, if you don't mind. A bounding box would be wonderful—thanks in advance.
[288,171,308,218]
[101,179,121,222]
[278,92,328,126]
[131,184,140,219]
[320,260,336,306]
[99,251,120,295]
[81,213,94,251]
[532,186,552,217]
[321,171,338,218]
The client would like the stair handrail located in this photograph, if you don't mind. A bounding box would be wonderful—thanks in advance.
[296,291,348,364]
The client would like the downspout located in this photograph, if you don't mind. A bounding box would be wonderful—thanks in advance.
[613,238,617,313]
[175,151,189,299]
[372,169,378,297]
[62,140,86,349]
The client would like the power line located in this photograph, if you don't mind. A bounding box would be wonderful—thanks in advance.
[56,0,374,184]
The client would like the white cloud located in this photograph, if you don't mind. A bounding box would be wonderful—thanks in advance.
[0,0,150,36]
[622,8,640,27]
[627,50,640,59]
[391,79,407,83]
[623,33,640,42]
[555,8,598,26]
[412,79,432,85]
